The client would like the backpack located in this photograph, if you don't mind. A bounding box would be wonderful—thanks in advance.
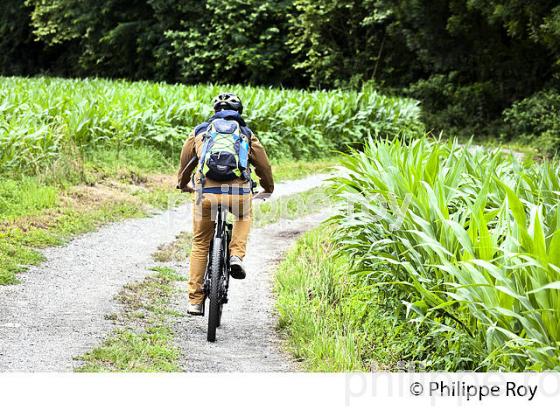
[197,118,250,184]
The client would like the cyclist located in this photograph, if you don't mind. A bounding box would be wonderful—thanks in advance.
[177,93,274,315]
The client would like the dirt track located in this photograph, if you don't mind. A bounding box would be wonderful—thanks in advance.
[0,174,329,371]
[171,211,329,371]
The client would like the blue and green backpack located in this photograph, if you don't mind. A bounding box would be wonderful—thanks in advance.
[197,118,251,183]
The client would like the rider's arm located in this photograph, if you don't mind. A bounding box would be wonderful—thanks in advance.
[177,133,198,191]
[249,134,274,193]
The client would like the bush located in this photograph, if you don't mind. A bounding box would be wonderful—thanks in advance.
[405,73,504,137]
[503,89,560,156]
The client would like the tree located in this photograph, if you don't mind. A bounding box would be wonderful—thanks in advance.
[0,0,46,75]
[167,0,294,85]
[26,0,178,80]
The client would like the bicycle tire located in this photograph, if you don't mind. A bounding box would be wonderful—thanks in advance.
[215,254,226,327]
[207,237,222,342]
[217,225,232,328]
[216,304,223,328]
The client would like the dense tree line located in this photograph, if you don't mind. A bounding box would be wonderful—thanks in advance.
[1,1,559,147]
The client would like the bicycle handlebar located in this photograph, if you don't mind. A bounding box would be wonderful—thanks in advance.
[253,191,272,201]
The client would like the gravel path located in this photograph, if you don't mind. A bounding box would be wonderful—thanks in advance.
[172,210,330,372]
[0,174,329,372]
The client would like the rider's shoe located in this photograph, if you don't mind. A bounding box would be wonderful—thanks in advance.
[187,302,204,316]
[229,256,246,280]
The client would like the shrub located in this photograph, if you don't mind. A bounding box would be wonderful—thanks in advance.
[503,89,560,156]
[405,73,504,137]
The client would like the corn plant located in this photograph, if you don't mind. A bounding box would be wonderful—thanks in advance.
[332,137,560,370]
[0,76,423,175]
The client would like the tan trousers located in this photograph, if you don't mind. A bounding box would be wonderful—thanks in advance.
[188,193,252,304]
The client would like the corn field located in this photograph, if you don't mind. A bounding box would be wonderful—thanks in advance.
[333,138,560,370]
[0,76,423,175]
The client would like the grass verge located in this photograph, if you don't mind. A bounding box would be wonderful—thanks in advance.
[0,175,185,285]
[153,232,193,263]
[271,158,336,182]
[253,186,330,227]
[76,267,185,372]
[275,225,470,371]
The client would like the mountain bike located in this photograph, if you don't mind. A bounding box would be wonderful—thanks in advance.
[204,203,231,342]
[202,190,269,342]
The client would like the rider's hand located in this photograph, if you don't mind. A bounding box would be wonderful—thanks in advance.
[183,182,195,193]
[253,191,272,201]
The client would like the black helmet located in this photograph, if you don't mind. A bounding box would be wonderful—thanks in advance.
[213,93,243,114]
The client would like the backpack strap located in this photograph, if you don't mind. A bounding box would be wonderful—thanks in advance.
[195,129,215,204]
[240,125,253,138]
[194,122,209,136]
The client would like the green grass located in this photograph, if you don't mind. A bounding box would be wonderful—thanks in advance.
[87,146,176,176]
[272,158,336,182]
[275,226,463,371]
[152,232,193,263]
[0,178,59,219]
[253,186,330,227]
[77,267,185,372]
[0,146,175,219]
[77,327,180,373]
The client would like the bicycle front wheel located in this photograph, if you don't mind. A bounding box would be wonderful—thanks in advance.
[207,237,222,342]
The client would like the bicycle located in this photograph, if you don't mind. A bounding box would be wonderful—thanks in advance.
[202,191,270,342]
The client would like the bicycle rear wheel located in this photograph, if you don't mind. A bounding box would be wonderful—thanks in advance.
[207,237,222,342]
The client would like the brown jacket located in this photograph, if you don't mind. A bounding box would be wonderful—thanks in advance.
[177,129,274,193]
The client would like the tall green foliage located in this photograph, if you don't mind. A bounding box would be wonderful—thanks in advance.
[20,0,294,84]
[0,0,47,75]
[503,89,560,155]
[0,76,423,175]
[333,138,560,370]
[287,0,559,134]
[25,0,169,79]
[167,0,293,85]
[289,0,384,87]
[394,0,559,134]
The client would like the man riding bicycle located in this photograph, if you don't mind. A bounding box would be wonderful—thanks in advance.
[177,93,274,315]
